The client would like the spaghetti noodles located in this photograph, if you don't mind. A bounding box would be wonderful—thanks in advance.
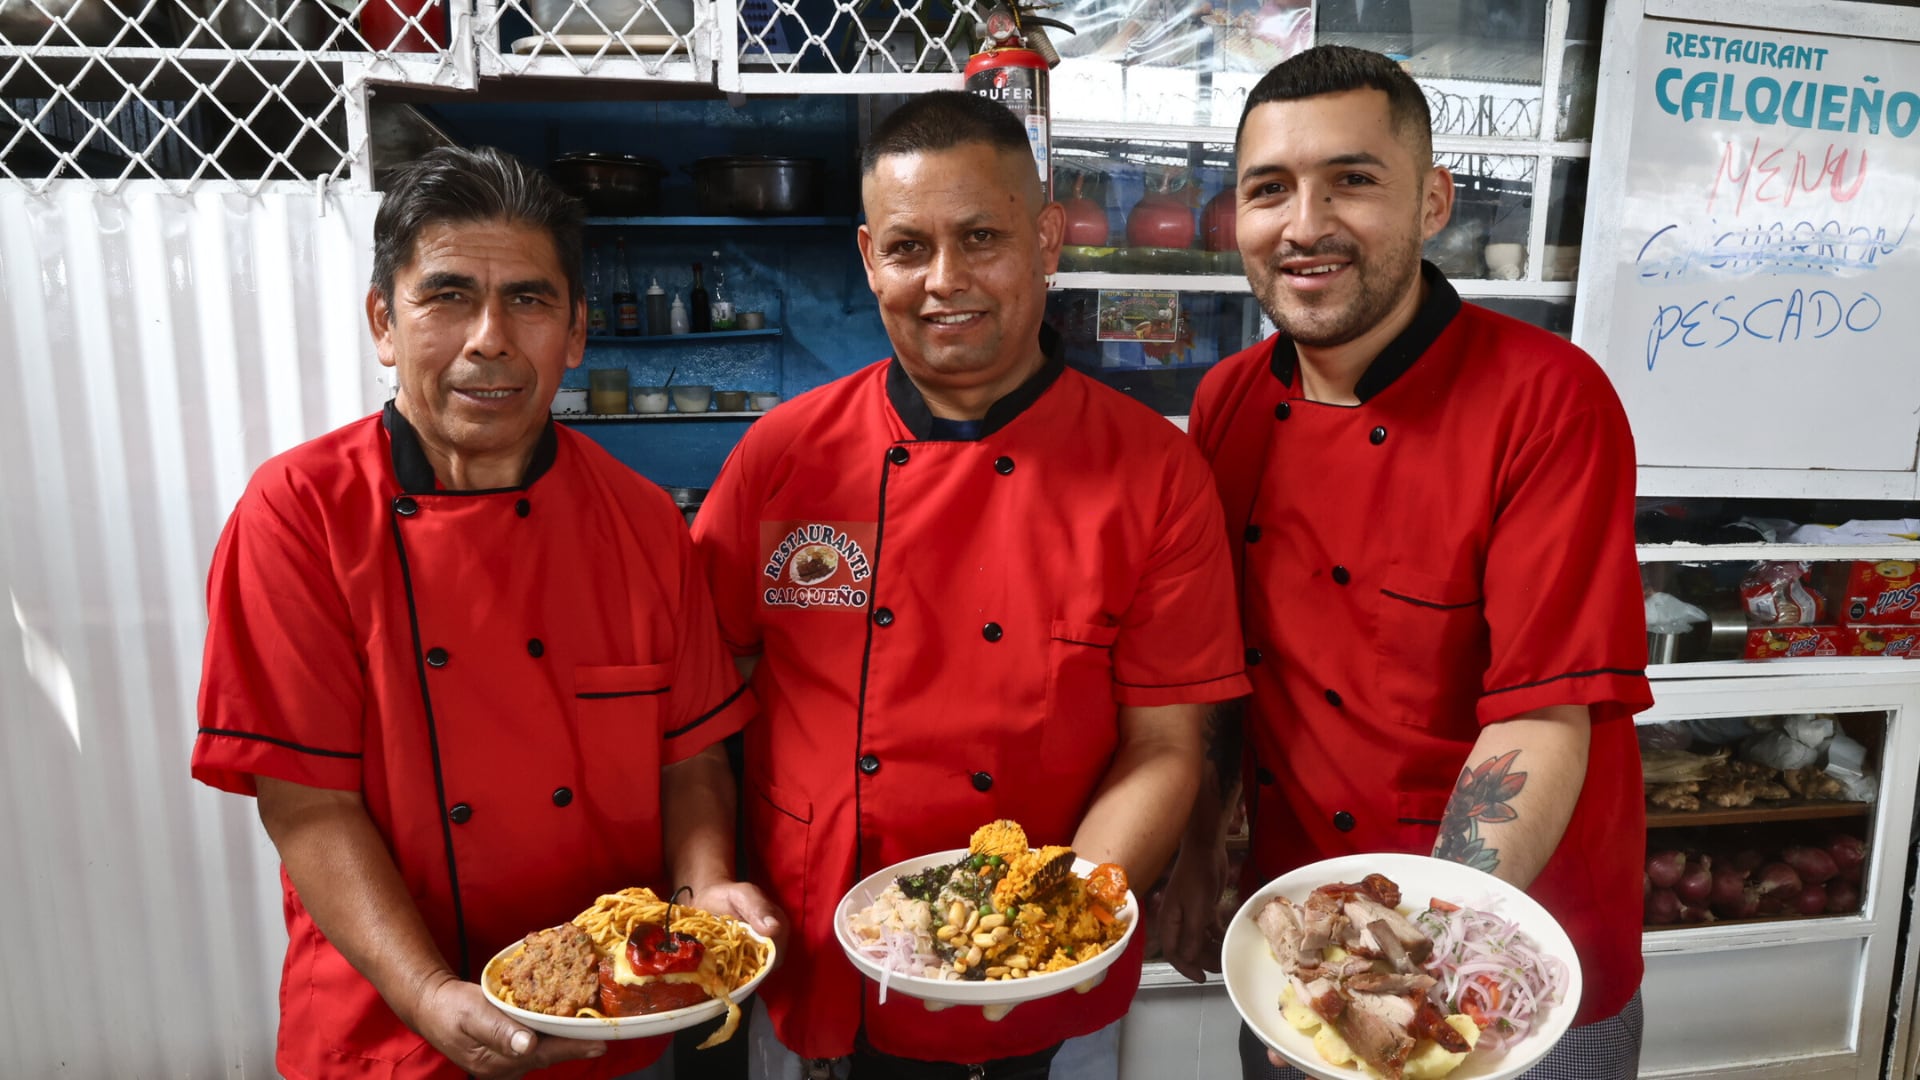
[494,887,770,1048]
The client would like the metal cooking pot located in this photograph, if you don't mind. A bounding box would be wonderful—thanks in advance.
[688,156,823,216]
[550,153,666,216]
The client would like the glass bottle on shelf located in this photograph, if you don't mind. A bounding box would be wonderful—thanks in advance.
[669,291,690,335]
[585,243,609,336]
[610,239,641,337]
[689,261,712,333]
[645,276,668,336]
[708,251,735,331]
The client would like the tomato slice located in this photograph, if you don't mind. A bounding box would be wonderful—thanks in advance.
[1085,863,1129,910]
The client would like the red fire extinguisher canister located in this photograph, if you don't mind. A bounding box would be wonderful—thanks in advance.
[965,47,1051,200]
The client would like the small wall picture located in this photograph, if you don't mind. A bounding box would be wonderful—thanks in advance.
[1097,289,1180,343]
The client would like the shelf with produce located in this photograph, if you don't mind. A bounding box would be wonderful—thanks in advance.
[587,329,781,344]
[1645,801,1870,829]
[583,216,854,228]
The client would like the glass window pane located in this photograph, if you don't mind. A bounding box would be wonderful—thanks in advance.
[1468,295,1572,337]
[1053,135,1238,273]
[1544,157,1587,281]
[1318,0,1548,140]
[1050,0,1313,125]
[1426,152,1534,281]
[1639,706,1880,928]
[1553,0,1606,139]
[1047,289,1269,414]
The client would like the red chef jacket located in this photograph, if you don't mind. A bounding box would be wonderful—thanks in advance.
[693,347,1251,1061]
[1190,264,1653,1028]
[192,404,753,1080]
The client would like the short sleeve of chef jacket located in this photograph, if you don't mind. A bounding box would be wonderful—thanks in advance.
[1108,439,1249,708]
[1477,387,1650,727]
[193,468,369,796]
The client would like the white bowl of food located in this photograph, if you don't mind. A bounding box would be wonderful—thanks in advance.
[834,820,1137,1015]
[1224,853,1580,1080]
[482,888,775,1045]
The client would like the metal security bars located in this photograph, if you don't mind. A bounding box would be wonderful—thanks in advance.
[0,0,471,192]
[3,0,983,190]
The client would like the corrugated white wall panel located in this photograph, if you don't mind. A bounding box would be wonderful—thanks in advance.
[0,184,387,1078]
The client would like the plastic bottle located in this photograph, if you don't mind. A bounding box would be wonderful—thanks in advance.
[708,251,735,331]
[644,277,668,336]
[668,291,690,335]
[585,243,609,336]
[689,261,712,333]
[610,239,640,336]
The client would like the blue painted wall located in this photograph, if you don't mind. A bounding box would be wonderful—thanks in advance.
[425,97,894,489]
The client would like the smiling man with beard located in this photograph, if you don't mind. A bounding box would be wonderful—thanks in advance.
[1156,47,1654,1080]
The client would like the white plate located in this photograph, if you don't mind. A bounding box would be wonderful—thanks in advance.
[835,847,1138,1010]
[510,33,681,55]
[1224,853,1582,1080]
[480,925,775,1041]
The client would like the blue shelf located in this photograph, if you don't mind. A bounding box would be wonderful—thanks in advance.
[585,216,852,227]
[588,329,781,344]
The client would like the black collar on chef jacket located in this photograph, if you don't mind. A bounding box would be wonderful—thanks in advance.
[383,399,559,495]
[1268,260,1462,403]
[885,324,1067,442]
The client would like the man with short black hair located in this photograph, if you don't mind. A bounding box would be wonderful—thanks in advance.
[694,91,1249,1079]
[193,145,777,1080]
[1157,46,1652,1079]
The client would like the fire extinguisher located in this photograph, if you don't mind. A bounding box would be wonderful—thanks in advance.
[965,48,1051,200]
[965,3,1072,202]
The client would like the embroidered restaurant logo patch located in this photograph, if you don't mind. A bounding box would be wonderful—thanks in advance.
[759,521,877,611]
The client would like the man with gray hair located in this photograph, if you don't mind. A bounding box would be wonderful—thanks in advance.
[193,145,779,1080]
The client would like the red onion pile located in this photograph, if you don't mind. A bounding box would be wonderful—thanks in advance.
[1644,831,1865,925]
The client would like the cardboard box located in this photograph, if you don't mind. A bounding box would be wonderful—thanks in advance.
[1744,625,1920,659]
[1839,559,1920,624]
[1744,626,1844,659]
[1853,626,1920,657]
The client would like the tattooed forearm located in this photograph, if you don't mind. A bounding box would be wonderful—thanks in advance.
[1203,698,1246,799]
[1433,750,1527,874]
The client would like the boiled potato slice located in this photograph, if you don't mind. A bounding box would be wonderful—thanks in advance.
[1313,1023,1354,1067]
[1278,983,1321,1033]
[1403,1015,1482,1080]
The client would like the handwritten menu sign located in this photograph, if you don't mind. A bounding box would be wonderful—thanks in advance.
[1605,19,1920,471]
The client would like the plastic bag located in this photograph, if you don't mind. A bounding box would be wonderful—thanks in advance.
[1783,714,1835,751]
[1636,721,1693,751]
[1740,562,1825,625]
[1645,591,1708,634]
[1740,730,1821,771]
[1686,716,1755,745]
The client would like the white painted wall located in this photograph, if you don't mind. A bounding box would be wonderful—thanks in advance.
[0,184,384,1077]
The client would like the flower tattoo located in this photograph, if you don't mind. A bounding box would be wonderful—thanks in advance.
[1434,750,1527,874]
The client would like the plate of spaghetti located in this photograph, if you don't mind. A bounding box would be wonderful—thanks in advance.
[481,887,774,1044]
[835,820,1137,1011]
